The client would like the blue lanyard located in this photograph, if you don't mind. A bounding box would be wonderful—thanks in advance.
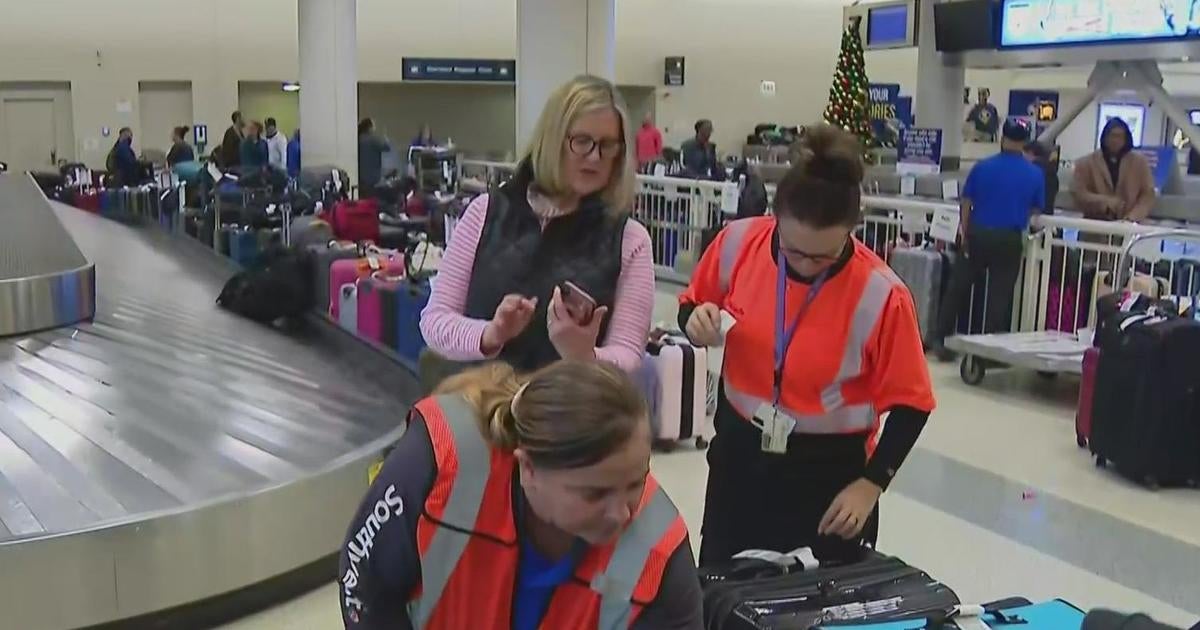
[774,249,827,405]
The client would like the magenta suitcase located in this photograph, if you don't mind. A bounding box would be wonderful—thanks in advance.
[357,276,385,343]
[1076,346,1100,447]
[646,335,711,448]
[328,251,404,319]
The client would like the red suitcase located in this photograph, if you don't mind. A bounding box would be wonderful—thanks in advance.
[1076,346,1100,447]
[328,250,404,319]
[74,189,101,214]
[329,199,381,243]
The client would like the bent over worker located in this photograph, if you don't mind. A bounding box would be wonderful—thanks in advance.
[679,124,935,566]
[339,360,702,629]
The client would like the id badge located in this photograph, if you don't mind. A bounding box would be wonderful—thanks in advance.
[754,404,795,454]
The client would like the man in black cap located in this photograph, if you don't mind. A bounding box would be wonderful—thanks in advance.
[934,118,1045,358]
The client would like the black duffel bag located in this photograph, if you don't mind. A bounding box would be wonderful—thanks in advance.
[216,246,314,324]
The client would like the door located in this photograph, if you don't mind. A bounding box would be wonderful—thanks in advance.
[2,98,56,172]
[138,81,194,161]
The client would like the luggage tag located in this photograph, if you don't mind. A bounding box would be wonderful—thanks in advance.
[367,255,382,271]
[753,404,795,454]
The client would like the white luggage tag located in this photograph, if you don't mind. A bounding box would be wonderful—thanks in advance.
[719,309,738,340]
[367,255,382,271]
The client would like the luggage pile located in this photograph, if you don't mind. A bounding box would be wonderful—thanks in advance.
[1077,289,1200,489]
[700,546,1088,629]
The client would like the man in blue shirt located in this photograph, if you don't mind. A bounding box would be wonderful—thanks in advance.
[935,119,1045,358]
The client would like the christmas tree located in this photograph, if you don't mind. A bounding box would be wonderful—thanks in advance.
[822,18,874,149]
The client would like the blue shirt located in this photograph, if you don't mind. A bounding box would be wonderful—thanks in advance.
[513,538,583,630]
[962,151,1045,231]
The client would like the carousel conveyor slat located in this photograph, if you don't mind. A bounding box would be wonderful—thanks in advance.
[0,198,419,629]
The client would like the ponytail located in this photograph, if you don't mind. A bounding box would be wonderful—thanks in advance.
[435,360,648,470]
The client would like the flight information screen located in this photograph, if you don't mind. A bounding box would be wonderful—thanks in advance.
[1001,0,1200,47]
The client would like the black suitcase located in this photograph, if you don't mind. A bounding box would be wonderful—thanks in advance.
[1092,312,1200,488]
[700,550,959,629]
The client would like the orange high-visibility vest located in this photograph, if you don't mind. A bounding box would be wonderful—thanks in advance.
[407,395,689,629]
[681,217,933,442]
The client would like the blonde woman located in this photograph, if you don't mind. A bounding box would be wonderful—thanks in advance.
[420,75,655,375]
[339,361,702,629]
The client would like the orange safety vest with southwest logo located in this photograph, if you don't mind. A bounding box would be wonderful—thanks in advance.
[683,217,933,443]
[407,395,689,629]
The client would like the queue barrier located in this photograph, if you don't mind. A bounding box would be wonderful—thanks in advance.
[456,159,1199,336]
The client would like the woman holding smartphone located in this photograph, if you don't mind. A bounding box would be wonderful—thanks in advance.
[419,75,655,380]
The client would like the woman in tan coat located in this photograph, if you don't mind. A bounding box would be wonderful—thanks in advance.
[1072,117,1157,221]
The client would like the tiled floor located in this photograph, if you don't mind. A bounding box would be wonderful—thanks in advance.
[220,285,1200,629]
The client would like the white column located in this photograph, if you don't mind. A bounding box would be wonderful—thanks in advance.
[299,0,358,182]
[516,0,616,152]
[914,0,965,168]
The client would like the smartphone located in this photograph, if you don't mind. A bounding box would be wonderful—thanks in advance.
[559,281,598,324]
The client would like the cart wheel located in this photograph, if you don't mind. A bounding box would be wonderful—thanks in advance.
[695,436,709,450]
[1095,456,1107,469]
[1036,371,1058,381]
[959,356,986,386]
[652,439,677,453]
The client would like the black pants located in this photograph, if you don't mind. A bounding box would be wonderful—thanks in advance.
[938,227,1024,339]
[698,395,877,568]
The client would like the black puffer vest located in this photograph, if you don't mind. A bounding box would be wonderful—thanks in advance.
[463,161,626,372]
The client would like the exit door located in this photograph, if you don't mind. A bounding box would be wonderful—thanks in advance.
[2,98,57,172]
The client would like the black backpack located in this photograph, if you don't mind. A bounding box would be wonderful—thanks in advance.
[216,246,315,323]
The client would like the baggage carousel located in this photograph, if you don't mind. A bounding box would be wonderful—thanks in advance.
[0,174,418,629]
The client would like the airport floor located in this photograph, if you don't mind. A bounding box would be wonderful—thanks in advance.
[220,286,1200,630]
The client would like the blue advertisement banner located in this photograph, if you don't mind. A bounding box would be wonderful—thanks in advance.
[1133,146,1177,191]
[869,83,914,146]
[403,58,516,83]
[897,127,944,175]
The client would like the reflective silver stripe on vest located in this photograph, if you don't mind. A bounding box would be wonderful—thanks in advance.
[410,395,492,630]
[724,380,877,434]
[820,268,899,410]
[592,485,678,630]
[718,219,753,294]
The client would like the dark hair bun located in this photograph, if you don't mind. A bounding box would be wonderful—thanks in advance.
[794,124,864,186]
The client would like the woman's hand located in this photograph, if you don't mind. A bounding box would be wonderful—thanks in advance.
[480,294,538,356]
[685,303,723,347]
[548,286,608,361]
[818,478,882,540]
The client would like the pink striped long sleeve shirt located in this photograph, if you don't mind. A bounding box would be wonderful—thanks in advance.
[419,194,655,372]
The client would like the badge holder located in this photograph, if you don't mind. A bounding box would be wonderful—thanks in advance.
[753,404,796,454]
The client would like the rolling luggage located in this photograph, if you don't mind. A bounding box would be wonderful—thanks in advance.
[1076,347,1099,447]
[308,241,364,315]
[328,251,404,319]
[888,246,944,345]
[338,283,358,334]
[356,276,386,344]
[645,334,710,448]
[74,190,101,214]
[226,227,262,268]
[700,548,959,630]
[375,274,404,351]
[396,278,431,364]
[291,215,335,251]
[818,598,1085,629]
[329,199,381,243]
[1092,311,1200,487]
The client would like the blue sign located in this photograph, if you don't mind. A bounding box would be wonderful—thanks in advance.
[1134,146,1177,191]
[402,58,515,83]
[869,83,913,147]
[897,127,944,175]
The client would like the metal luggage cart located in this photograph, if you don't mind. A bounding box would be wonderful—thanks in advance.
[947,229,1200,386]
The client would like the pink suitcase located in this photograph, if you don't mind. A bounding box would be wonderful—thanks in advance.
[645,334,711,449]
[356,275,387,343]
[328,250,403,319]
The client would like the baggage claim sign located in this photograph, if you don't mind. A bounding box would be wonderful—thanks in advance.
[402,58,516,83]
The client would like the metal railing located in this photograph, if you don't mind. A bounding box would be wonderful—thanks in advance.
[456,160,1200,336]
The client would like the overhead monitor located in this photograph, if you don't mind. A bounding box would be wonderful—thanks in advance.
[868,4,909,46]
[934,0,999,52]
[1000,0,1200,47]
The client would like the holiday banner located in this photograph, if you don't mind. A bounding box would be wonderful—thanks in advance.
[868,83,907,147]
[897,127,943,175]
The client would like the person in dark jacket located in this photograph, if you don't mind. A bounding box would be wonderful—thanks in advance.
[239,121,269,170]
[219,110,245,168]
[1024,140,1060,214]
[357,117,392,197]
[166,126,195,166]
[108,127,140,186]
[339,360,702,630]
[287,129,302,179]
[680,119,723,180]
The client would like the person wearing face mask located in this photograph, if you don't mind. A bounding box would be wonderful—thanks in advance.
[339,360,702,630]
[678,124,935,566]
[1073,117,1157,221]
[419,75,654,380]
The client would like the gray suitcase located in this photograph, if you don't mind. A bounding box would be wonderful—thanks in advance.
[888,247,944,345]
[291,215,335,250]
[308,241,361,314]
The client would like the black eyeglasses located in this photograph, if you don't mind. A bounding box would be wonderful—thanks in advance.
[568,134,624,159]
